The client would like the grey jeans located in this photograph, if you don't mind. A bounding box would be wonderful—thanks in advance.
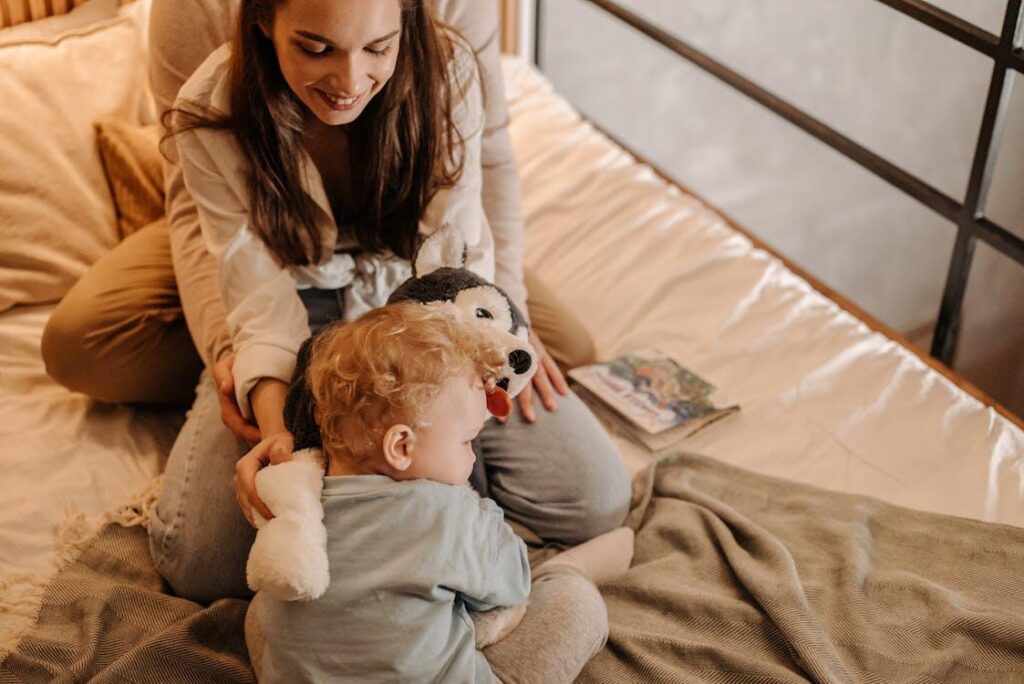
[148,290,631,604]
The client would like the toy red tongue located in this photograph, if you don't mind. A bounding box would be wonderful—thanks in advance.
[486,387,512,418]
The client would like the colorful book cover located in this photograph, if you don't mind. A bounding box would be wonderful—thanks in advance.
[569,349,738,450]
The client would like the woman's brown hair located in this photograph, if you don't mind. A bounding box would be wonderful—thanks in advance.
[164,0,470,266]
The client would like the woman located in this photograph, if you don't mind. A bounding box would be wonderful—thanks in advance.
[49,0,631,605]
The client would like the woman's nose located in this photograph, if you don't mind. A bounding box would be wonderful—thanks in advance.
[333,55,362,96]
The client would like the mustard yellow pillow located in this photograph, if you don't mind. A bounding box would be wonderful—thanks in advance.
[94,117,164,239]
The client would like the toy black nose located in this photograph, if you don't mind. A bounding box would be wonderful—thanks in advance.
[508,350,532,375]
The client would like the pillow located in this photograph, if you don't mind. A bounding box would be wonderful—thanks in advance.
[0,0,147,312]
[94,118,164,238]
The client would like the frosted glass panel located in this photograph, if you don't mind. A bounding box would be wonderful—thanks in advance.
[539,0,958,335]
[985,72,1024,240]
[925,0,1007,34]
[542,0,993,201]
[956,241,1024,417]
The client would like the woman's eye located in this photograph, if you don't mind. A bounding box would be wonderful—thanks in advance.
[298,43,329,57]
[366,45,393,57]
[475,308,493,320]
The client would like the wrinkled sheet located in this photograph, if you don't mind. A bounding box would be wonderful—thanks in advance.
[0,304,180,651]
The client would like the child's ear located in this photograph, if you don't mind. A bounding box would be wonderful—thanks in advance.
[382,425,415,472]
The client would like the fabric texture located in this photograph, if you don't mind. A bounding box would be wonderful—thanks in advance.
[483,565,608,684]
[7,452,1024,681]
[39,217,203,406]
[578,451,1024,683]
[0,523,254,683]
[246,563,608,684]
[172,39,490,418]
[94,118,164,238]
[0,0,147,313]
[254,475,530,683]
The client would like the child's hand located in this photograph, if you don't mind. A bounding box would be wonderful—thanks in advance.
[212,352,261,446]
[233,431,295,525]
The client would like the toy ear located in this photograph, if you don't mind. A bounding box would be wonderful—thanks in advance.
[412,224,467,277]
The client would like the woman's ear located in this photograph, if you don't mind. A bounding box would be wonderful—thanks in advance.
[382,425,415,472]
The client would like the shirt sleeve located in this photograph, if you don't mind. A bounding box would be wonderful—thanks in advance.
[150,0,236,369]
[174,121,311,419]
[419,35,496,286]
[438,0,529,320]
[446,488,531,612]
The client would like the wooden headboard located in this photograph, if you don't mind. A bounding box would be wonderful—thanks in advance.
[0,0,132,29]
[499,0,518,54]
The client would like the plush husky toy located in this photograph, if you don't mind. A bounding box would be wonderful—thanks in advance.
[245,224,537,632]
[282,223,536,455]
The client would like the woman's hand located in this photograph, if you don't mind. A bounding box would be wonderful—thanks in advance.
[499,330,570,424]
[234,430,295,526]
[211,353,261,446]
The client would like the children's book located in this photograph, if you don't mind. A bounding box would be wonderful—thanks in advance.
[568,349,739,451]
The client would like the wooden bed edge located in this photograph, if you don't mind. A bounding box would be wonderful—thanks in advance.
[582,118,1024,432]
[499,0,518,55]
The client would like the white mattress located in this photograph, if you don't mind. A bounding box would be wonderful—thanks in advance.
[503,57,1023,524]
[1,56,1021,653]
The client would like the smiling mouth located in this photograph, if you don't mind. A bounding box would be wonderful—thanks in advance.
[315,87,364,112]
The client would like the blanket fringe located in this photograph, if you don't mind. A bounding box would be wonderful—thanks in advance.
[107,475,163,529]
[0,475,163,662]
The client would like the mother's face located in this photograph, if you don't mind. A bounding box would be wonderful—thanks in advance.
[269,0,402,127]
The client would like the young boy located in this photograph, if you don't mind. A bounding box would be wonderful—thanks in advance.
[246,302,633,683]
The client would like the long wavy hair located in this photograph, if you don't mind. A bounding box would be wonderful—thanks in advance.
[164,0,470,266]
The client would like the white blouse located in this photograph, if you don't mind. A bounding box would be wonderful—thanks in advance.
[174,41,494,418]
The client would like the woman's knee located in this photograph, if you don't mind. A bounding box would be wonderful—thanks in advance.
[559,458,631,544]
[524,270,597,372]
[41,220,200,404]
[42,294,200,405]
[538,397,632,544]
[41,295,98,395]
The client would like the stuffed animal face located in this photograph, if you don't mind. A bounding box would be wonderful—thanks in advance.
[285,224,537,451]
[387,225,537,400]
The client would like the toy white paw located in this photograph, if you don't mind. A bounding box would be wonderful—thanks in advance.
[245,448,330,601]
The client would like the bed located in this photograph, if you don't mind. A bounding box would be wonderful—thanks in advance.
[1,0,1022,680]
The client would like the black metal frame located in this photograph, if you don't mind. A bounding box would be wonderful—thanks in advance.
[534,0,1024,366]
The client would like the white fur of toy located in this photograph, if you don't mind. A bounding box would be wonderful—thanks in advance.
[246,447,330,601]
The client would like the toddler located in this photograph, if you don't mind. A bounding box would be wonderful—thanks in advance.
[245,302,633,683]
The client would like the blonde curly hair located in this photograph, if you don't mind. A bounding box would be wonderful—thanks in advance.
[308,302,507,468]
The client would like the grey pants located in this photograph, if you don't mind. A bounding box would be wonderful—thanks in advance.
[148,289,631,604]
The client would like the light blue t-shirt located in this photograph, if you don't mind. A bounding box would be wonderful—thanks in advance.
[255,474,531,683]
